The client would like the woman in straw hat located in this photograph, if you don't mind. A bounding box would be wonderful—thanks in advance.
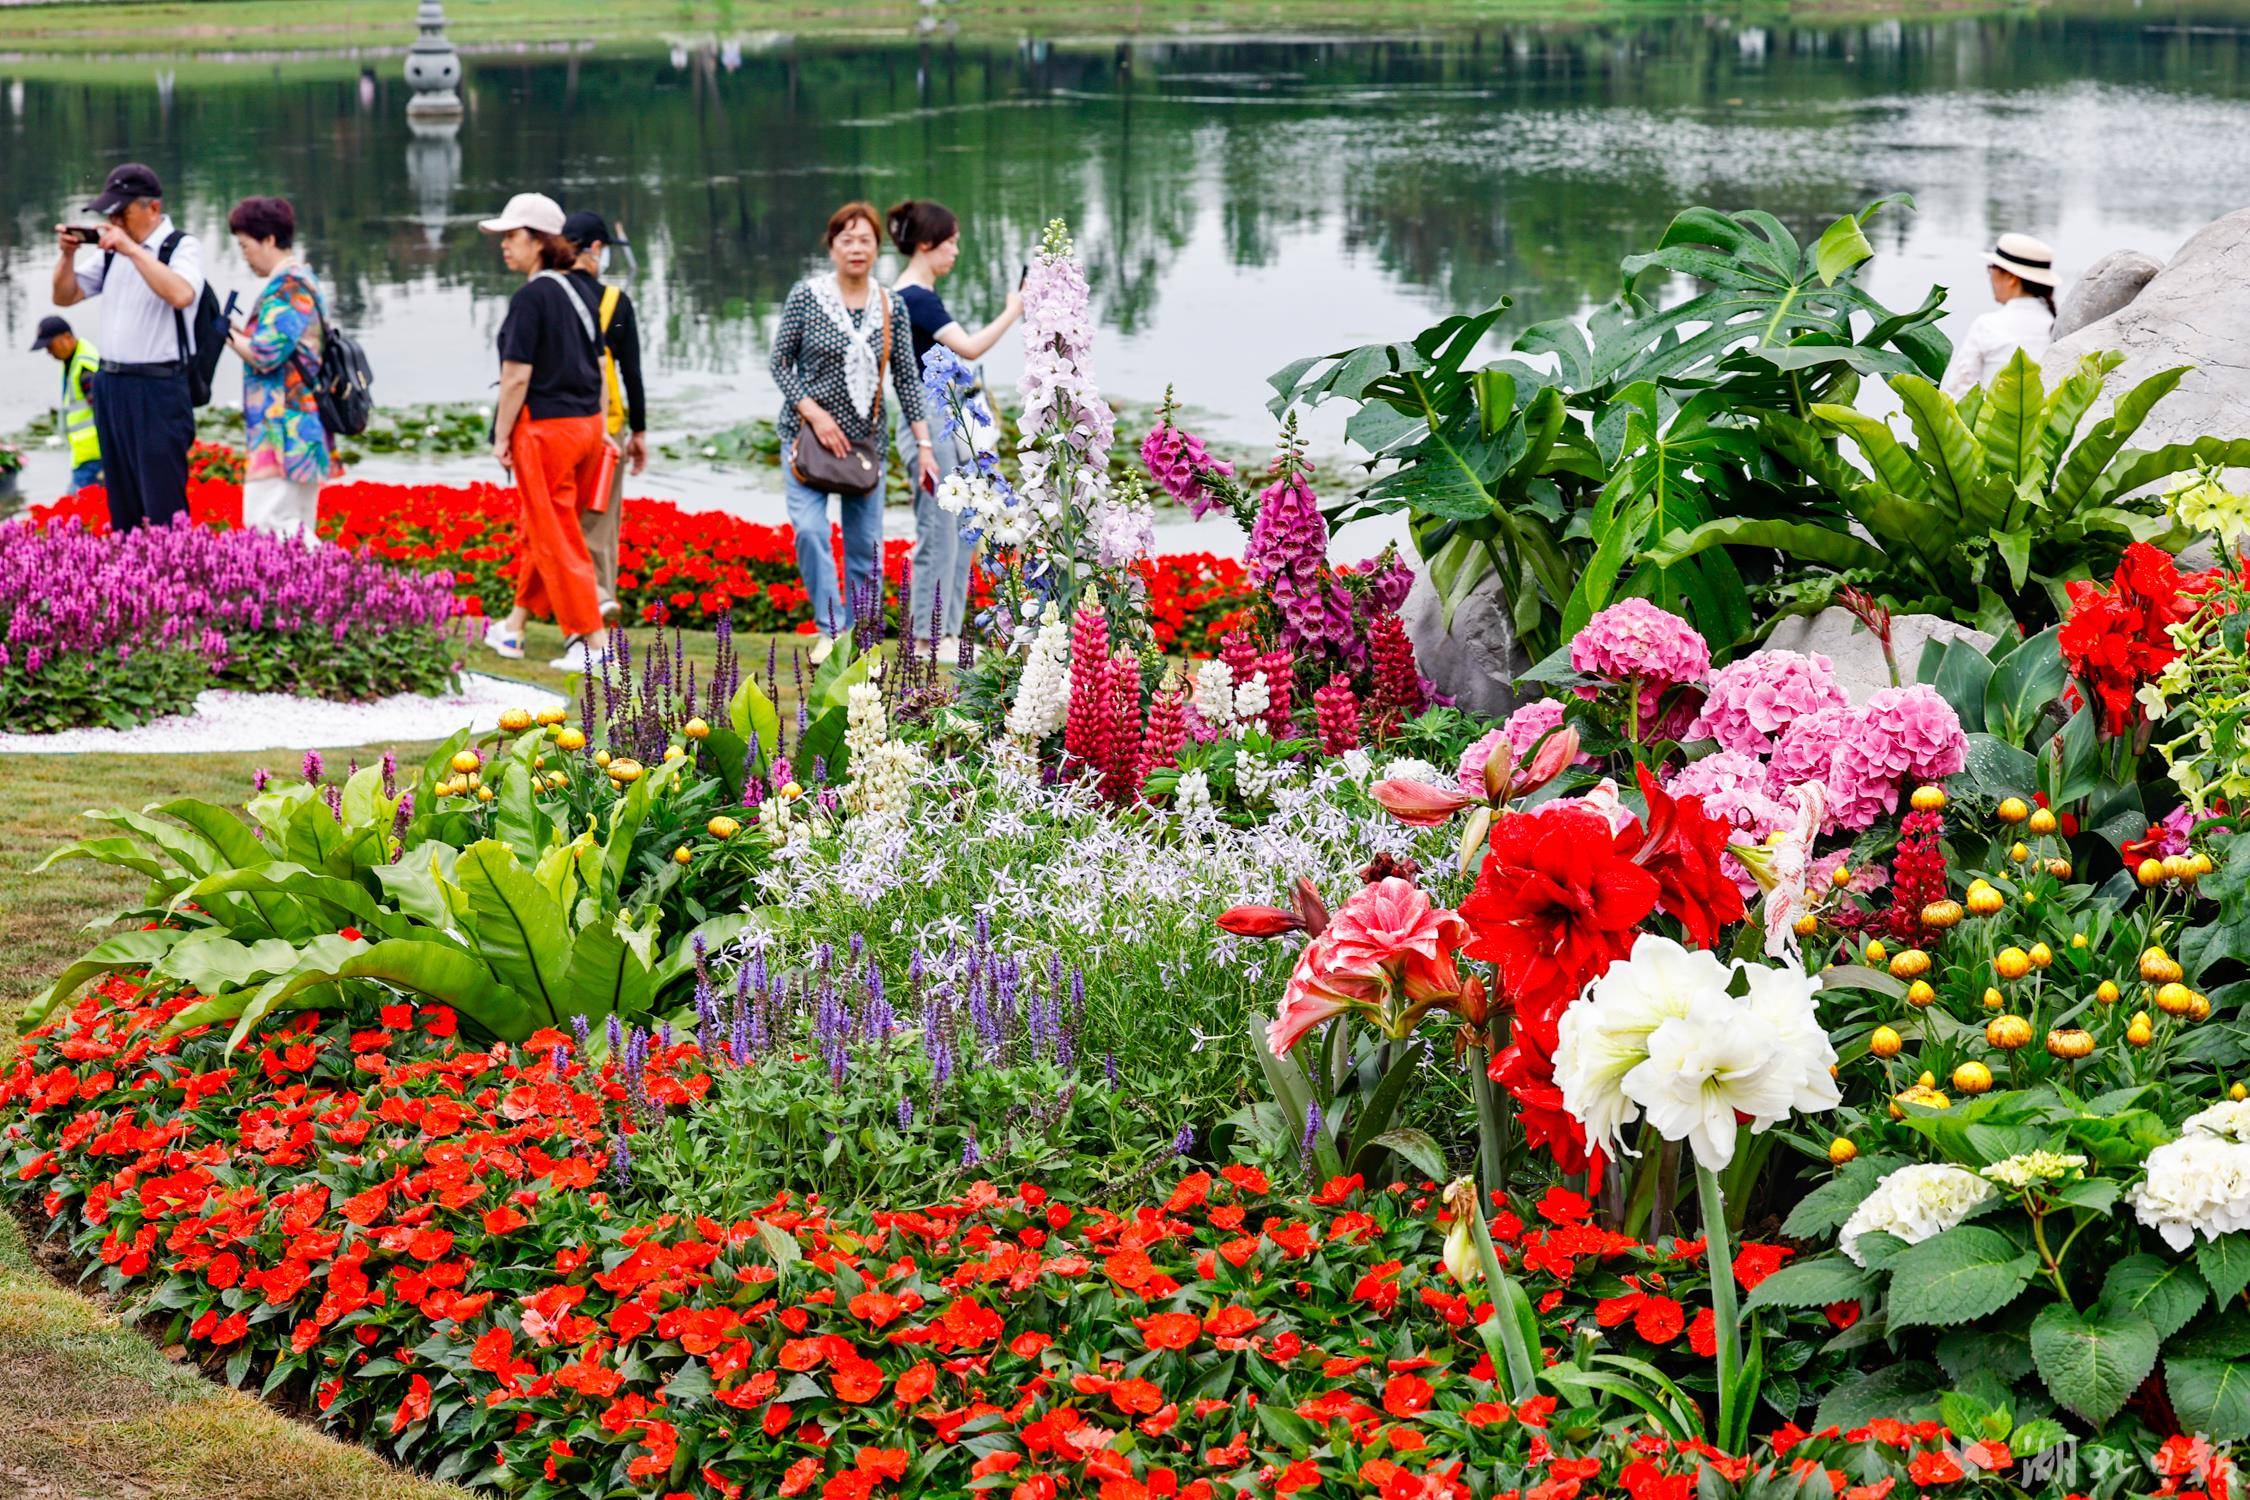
[1941,233,2059,398]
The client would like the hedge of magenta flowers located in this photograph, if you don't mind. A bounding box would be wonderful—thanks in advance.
[0,516,463,733]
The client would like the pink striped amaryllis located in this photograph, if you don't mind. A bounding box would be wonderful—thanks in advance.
[1267,877,1481,1055]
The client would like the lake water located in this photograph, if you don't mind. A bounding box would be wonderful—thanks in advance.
[4,6,2250,541]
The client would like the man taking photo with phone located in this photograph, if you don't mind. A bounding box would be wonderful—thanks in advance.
[50,162,204,531]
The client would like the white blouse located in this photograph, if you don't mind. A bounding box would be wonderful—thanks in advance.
[1940,295,2055,398]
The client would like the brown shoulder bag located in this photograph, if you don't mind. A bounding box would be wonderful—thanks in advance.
[789,290,890,497]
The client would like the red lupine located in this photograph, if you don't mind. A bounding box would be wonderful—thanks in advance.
[1313,673,1360,754]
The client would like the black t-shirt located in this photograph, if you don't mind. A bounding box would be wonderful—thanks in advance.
[898,283,954,369]
[497,273,602,421]
[565,268,648,434]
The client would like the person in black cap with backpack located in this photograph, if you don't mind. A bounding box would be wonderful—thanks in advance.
[50,162,217,532]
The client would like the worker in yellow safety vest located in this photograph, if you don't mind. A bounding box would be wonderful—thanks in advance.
[33,315,104,492]
[560,211,648,624]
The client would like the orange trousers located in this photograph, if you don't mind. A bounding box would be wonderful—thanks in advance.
[510,414,606,639]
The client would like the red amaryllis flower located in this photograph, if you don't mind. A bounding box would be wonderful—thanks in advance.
[1459,804,1659,1038]
[1267,878,1470,1053]
[1488,1028,1600,1177]
[2058,542,2212,737]
[1626,763,1748,950]
[1215,905,1303,938]
[1370,777,1478,826]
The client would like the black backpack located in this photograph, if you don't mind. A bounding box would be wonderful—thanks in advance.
[303,314,376,438]
[153,231,226,407]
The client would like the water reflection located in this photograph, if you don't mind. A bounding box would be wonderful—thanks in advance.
[1,10,2247,445]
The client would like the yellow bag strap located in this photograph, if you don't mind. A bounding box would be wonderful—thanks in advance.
[599,284,621,334]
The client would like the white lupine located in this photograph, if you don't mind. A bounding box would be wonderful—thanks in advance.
[1005,606,1071,739]
[1190,660,1235,729]
[1840,1164,1995,1266]
[1231,671,1270,731]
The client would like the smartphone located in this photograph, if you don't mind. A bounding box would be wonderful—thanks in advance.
[62,225,101,247]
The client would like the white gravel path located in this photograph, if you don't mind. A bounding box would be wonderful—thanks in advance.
[0,673,567,755]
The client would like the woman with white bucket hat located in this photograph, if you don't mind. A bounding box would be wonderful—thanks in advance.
[1941,232,2060,398]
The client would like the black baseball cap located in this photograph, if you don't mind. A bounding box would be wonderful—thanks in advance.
[560,210,611,249]
[31,315,73,351]
[86,162,163,214]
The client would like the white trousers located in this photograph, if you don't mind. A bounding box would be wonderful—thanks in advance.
[242,477,324,545]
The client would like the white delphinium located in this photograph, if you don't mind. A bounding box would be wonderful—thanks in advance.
[1552,934,1837,1171]
[1191,659,1235,729]
[1005,605,1071,739]
[1840,1163,1995,1266]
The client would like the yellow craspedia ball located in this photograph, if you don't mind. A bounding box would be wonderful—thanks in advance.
[1910,785,1948,813]
[1828,1137,1859,1166]
[2095,980,2121,1005]
[1793,912,1821,938]
[2028,942,2053,969]
[1997,797,2030,824]
[498,707,535,733]
[683,717,711,741]
[2157,982,2196,1016]
[1907,980,1937,1008]
[1994,947,2032,981]
[2028,808,2058,836]
[1869,1025,1904,1059]
[672,846,692,866]
[2010,841,2031,864]
[449,749,481,774]
[1967,883,2005,916]
[1864,940,1889,965]
[607,758,644,784]
[2049,858,2074,880]
[663,745,686,763]
[2047,1027,2095,1061]
[476,786,495,803]
[1922,899,1964,930]
[1830,864,1854,889]
[707,815,740,840]
[2139,858,2168,887]
[2233,1082,2248,1103]
[1889,949,1932,980]
[2128,1013,2155,1047]
[2070,932,2089,950]
[1982,987,2005,1010]
[557,728,587,752]
[535,706,568,727]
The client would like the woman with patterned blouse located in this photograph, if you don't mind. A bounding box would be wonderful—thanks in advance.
[224,196,334,543]
[771,200,934,636]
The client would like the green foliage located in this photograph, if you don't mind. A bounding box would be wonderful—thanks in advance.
[1676,350,2241,632]
[1273,195,1946,660]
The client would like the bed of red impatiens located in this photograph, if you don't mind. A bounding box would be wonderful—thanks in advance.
[0,976,2195,1500]
[28,484,1255,655]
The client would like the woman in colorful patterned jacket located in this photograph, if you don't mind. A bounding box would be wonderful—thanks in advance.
[224,195,334,543]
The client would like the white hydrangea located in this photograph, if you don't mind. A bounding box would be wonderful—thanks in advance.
[1005,606,1071,740]
[1376,757,1446,785]
[1340,748,1375,784]
[2182,1100,2250,1144]
[2132,1132,2250,1251]
[1839,1164,1995,1266]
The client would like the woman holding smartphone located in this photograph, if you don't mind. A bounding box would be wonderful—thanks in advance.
[224,195,335,543]
[886,198,1021,644]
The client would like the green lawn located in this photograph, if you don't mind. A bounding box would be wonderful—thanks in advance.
[0,624,773,1500]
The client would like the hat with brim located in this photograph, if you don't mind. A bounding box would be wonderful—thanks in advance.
[1985,232,2059,289]
[31,315,71,352]
[559,210,611,250]
[478,192,566,236]
[86,162,162,215]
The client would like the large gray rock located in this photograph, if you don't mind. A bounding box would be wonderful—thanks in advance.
[1761,608,1996,704]
[1400,567,1528,717]
[2051,248,2163,340]
[2046,207,2250,456]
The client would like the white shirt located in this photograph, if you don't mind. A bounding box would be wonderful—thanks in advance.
[1940,294,2053,399]
[71,215,205,365]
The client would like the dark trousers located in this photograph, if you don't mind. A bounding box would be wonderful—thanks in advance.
[89,368,194,531]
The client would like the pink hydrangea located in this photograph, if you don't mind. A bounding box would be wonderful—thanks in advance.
[1569,599,1711,689]
[1690,649,1849,757]
[1666,750,1792,897]
[1825,686,1968,833]
[1141,422,1234,517]
[1766,703,1853,797]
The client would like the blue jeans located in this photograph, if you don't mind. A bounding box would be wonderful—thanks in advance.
[71,459,106,492]
[784,461,885,636]
[896,409,973,640]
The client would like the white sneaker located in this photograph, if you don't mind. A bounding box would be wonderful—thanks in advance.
[482,622,525,659]
[547,636,609,673]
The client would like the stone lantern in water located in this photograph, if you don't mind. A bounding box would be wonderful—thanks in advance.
[404,0,463,120]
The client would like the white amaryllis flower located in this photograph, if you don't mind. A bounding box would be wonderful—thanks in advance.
[1552,933,1838,1171]
[1840,1163,1994,1266]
